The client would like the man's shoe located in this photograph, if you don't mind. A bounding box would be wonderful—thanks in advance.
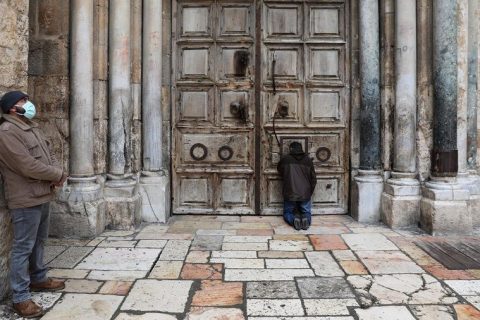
[30,278,65,292]
[293,216,302,230]
[13,300,44,318]
[301,216,310,230]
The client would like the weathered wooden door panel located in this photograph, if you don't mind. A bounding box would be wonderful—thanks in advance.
[172,0,349,215]
[173,0,256,215]
[259,0,349,215]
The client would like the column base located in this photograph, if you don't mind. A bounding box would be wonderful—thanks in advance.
[420,179,472,235]
[139,171,170,223]
[381,176,421,228]
[460,174,480,228]
[351,170,384,223]
[104,174,142,230]
[51,177,105,238]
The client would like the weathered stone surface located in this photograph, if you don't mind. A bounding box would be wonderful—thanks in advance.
[223,242,268,251]
[192,280,243,306]
[48,247,94,269]
[48,268,88,279]
[265,259,309,269]
[149,261,183,279]
[61,279,103,293]
[258,251,305,259]
[332,250,357,261]
[356,251,424,274]
[121,280,193,312]
[99,281,132,295]
[355,306,416,319]
[310,235,348,250]
[445,280,480,296]
[42,294,123,320]
[180,263,223,280]
[105,193,142,230]
[410,305,455,320]
[348,274,457,305]
[136,240,167,248]
[210,258,264,269]
[246,281,299,299]
[247,299,304,316]
[44,245,67,264]
[340,260,369,275]
[76,248,160,271]
[297,277,355,299]
[342,233,398,251]
[185,307,245,320]
[269,240,313,251]
[98,240,137,248]
[191,235,224,251]
[224,236,271,243]
[304,299,358,316]
[225,269,314,281]
[115,313,176,320]
[87,270,147,281]
[186,251,210,263]
[453,304,480,319]
[159,240,191,260]
[305,252,345,277]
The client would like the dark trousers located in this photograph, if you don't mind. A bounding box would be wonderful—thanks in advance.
[283,200,312,226]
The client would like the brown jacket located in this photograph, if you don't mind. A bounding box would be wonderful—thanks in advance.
[0,114,63,209]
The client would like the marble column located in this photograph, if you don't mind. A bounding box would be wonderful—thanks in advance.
[53,0,105,238]
[420,0,472,235]
[351,0,384,223]
[104,0,141,230]
[139,0,170,223]
[381,0,421,228]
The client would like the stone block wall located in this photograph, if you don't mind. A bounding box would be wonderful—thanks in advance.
[0,0,29,302]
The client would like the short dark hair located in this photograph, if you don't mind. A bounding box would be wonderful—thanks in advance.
[289,141,303,152]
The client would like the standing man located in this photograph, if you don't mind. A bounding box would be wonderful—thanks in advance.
[277,142,317,230]
[0,91,66,318]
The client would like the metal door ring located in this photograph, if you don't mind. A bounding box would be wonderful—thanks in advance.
[316,147,331,162]
[190,143,208,161]
[218,146,233,161]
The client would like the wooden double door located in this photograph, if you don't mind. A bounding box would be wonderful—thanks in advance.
[172,0,350,215]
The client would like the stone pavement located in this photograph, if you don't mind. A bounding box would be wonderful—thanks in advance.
[1,215,480,319]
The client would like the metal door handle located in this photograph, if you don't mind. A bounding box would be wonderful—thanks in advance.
[272,53,277,95]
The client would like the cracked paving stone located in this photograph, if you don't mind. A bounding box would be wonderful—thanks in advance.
[410,305,455,320]
[305,252,344,277]
[247,299,304,316]
[464,296,480,310]
[42,294,123,320]
[347,274,458,305]
[44,245,67,264]
[355,306,416,319]
[121,280,193,313]
[191,235,224,251]
[297,277,355,299]
[247,281,299,299]
[180,263,223,280]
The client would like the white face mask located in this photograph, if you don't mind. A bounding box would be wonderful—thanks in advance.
[15,101,36,119]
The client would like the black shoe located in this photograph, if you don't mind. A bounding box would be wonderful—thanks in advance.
[301,216,309,230]
[293,216,302,230]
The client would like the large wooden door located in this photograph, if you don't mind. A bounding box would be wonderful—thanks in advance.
[172,0,349,215]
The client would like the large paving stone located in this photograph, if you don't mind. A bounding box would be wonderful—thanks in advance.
[356,251,424,274]
[297,277,355,298]
[48,268,89,279]
[87,270,148,281]
[445,280,480,295]
[192,280,243,306]
[223,236,271,242]
[48,247,94,268]
[247,299,304,316]
[159,240,191,260]
[191,235,224,251]
[305,252,344,277]
[61,279,103,293]
[97,240,137,248]
[76,248,160,271]
[44,246,67,264]
[464,296,480,309]
[225,269,314,281]
[186,251,210,263]
[246,281,299,299]
[354,306,416,320]
[348,274,457,305]
[410,305,455,320]
[341,233,398,251]
[149,261,183,279]
[210,258,264,268]
[265,259,309,269]
[121,280,193,313]
[136,240,168,248]
[211,251,257,258]
[42,294,123,320]
[269,240,313,251]
[115,313,177,320]
[273,225,350,235]
[185,307,245,320]
[304,299,358,316]
[222,242,268,250]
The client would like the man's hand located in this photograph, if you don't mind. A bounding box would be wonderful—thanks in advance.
[53,173,68,187]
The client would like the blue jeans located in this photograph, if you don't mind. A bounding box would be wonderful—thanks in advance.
[283,200,312,226]
[10,203,50,303]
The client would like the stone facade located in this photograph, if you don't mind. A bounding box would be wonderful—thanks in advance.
[0,0,478,281]
[0,0,29,302]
